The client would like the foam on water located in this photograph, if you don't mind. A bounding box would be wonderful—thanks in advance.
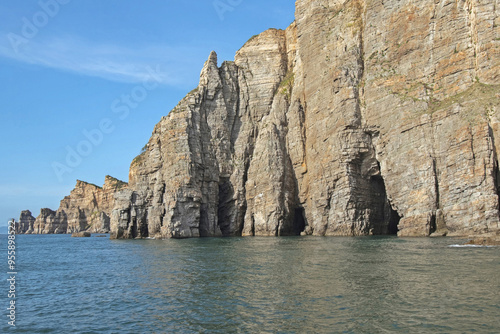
[448,244,495,248]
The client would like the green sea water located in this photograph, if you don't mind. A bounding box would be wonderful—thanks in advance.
[1,235,499,333]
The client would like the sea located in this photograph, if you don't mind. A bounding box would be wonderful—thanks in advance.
[1,234,499,333]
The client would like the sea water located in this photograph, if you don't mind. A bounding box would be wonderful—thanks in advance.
[1,234,499,333]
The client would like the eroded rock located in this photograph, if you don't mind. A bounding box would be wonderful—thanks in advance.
[19,0,500,239]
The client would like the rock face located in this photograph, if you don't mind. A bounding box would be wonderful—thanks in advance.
[19,0,500,239]
[71,232,91,238]
[16,210,36,234]
[109,0,500,239]
[22,176,127,234]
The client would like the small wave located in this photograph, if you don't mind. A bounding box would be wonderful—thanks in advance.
[448,244,495,248]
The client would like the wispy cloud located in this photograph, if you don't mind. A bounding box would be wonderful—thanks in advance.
[0,184,71,198]
[0,34,203,85]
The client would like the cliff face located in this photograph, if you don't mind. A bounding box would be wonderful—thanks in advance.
[18,0,498,238]
[16,210,36,234]
[110,0,500,239]
[22,176,127,234]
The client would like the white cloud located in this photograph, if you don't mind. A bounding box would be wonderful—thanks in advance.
[0,34,203,85]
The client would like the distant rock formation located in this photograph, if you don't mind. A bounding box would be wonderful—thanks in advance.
[18,0,500,239]
[16,210,36,234]
[71,232,91,238]
[18,176,127,234]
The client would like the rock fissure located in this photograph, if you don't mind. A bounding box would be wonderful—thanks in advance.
[17,0,499,239]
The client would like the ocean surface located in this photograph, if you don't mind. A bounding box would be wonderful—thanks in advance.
[1,234,499,333]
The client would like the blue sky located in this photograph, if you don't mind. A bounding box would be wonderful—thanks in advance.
[0,0,295,231]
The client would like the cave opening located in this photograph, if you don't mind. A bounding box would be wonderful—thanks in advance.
[370,173,401,235]
[217,177,235,237]
[429,213,437,235]
[131,217,138,238]
[386,204,401,235]
[495,163,500,218]
[292,207,306,236]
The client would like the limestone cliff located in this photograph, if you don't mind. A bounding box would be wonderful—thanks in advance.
[18,0,500,239]
[110,0,500,239]
[20,176,127,234]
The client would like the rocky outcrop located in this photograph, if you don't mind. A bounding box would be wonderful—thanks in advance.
[111,0,499,239]
[111,29,302,239]
[71,232,91,238]
[465,236,500,246]
[22,176,127,234]
[16,210,36,234]
[17,0,499,239]
[32,208,67,234]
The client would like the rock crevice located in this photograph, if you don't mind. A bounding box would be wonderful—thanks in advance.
[18,0,500,239]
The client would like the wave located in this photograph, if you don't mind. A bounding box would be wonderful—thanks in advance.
[448,244,495,248]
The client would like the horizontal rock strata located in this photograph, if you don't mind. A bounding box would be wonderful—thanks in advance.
[18,0,500,239]
[110,0,500,239]
[18,176,127,234]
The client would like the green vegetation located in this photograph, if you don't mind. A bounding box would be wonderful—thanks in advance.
[132,152,145,166]
[140,143,148,154]
[79,180,102,189]
[278,71,295,98]
[105,175,127,189]
[396,82,499,124]
[368,51,378,60]
[429,82,498,116]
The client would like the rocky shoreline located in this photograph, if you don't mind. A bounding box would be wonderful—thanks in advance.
[17,0,500,240]
[464,236,500,246]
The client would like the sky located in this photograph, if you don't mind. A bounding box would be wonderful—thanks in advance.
[0,0,296,232]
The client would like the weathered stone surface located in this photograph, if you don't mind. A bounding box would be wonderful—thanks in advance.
[361,0,500,236]
[19,0,500,239]
[23,176,127,234]
[16,210,36,234]
[71,231,91,238]
[464,235,500,246]
[109,0,499,239]
[33,208,67,234]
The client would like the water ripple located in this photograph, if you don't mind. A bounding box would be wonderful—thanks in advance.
[1,235,499,333]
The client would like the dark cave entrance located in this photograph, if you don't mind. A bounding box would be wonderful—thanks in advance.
[217,177,235,237]
[386,204,401,235]
[292,207,306,236]
[370,174,401,235]
[429,214,437,235]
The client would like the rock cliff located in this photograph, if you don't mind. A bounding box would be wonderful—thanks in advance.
[20,176,127,234]
[16,210,36,234]
[110,0,500,239]
[18,0,500,239]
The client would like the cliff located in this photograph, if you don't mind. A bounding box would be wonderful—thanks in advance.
[19,176,127,234]
[110,0,500,239]
[17,0,500,239]
[16,210,36,234]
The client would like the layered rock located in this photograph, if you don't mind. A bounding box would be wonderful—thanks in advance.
[32,208,67,234]
[17,0,499,239]
[111,29,303,239]
[361,0,499,236]
[22,176,127,234]
[111,0,499,239]
[16,210,36,234]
